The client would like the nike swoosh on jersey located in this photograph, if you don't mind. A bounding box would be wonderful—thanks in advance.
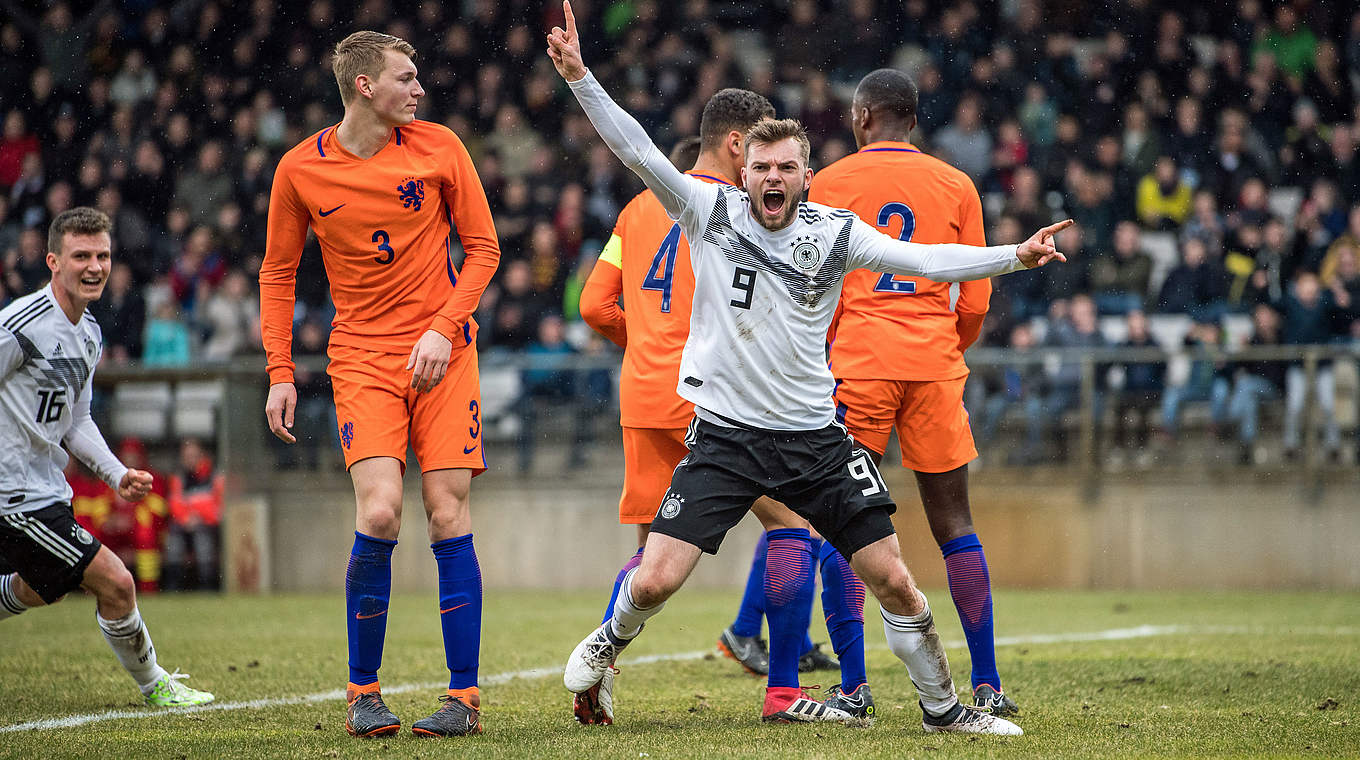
[440,602,470,614]
[318,204,346,217]
[355,609,387,620]
[462,444,477,454]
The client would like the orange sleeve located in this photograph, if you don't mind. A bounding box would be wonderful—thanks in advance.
[580,258,627,348]
[258,162,310,385]
[954,180,991,351]
[431,134,501,343]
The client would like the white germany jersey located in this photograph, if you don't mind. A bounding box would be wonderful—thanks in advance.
[568,72,1025,430]
[0,285,126,515]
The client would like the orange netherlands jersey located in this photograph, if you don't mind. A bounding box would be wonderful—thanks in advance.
[581,172,730,428]
[810,141,991,381]
[260,120,501,385]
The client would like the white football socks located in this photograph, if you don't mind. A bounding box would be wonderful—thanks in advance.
[881,596,959,716]
[97,606,169,693]
[0,573,29,620]
[608,568,665,641]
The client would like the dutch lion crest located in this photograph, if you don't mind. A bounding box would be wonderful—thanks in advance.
[398,178,425,211]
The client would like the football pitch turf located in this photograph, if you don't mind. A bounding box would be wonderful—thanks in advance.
[1,589,1356,759]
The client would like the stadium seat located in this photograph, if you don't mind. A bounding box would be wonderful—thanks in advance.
[173,381,225,439]
[112,382,172,440]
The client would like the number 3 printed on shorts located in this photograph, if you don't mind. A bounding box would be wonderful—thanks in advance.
[847,450,886,496]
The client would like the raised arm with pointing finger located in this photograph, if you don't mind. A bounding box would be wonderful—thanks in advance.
[546,0,1072,280]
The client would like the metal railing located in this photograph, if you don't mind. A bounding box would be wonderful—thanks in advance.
[91,343,1359,500]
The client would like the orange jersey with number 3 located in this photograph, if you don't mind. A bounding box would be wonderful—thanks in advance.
[580,172,730,428]
[809,141,990,381]
[259,120,500,384]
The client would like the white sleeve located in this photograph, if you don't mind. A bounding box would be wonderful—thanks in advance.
[0,328,22,379]
[567,71,709,221]
[62,376,128,490]
[846,217,1025,282]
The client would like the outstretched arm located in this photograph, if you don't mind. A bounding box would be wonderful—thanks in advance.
[851,219,1073,282]
[547,1,701,219]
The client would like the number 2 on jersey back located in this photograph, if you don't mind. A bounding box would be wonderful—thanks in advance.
[641,224,681,312]
[873,201,918,295]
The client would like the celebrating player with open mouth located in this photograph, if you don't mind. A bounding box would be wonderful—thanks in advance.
[548,0,1068,734]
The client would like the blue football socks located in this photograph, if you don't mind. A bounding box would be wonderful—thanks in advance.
[818,540,867,692]
[602,547,644,624]
[345,531,396,686]
[432,533,482,690]
[764,528,814,689]
[941,533,999,690]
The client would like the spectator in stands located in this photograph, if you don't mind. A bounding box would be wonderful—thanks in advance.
[1166,97,1211,187]
[972,322,1042,453]
[1136,155,1192,230]
[165,438,224,592]
[1280,272,1342,461]
[174,141,234,227]
[1254,4,1318,80]
[1281,100,1333,189]
[1327,125,1360,204]
[1182,189,1228,256]
[487,258,543,351]
[1321,238,1360,336]
[1092,221,1153,314]
[1160,315,1232,442]
[1110,310,1164,466]
[1249,216,1294,305]
[142,299,192,366]
[1002,165,1048,234]
[3,227,48,295]
[1157,236,1227,315]
[89,261,144,362]
[515,314,582,474]
[933,93,992,186]
[115,437,168,593]
[0,109,38,189]
[168,225,226,312]
[1228,303,1287,465]
[1029,294,1108,461]
[197,269,260,361]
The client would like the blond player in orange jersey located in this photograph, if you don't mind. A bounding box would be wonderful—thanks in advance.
[574,89,868,726]
[809,68,1018,717]
[258,32,499,740]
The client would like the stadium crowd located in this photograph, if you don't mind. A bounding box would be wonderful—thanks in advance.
[2,0,1359,466]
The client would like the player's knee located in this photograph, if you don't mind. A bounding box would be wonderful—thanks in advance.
[629,570,677,609]
[864,563,922,616]
[98,565,138,614]
[357,499,403,538]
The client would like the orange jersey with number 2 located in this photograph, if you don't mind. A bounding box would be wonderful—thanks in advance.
[809,141,990,381]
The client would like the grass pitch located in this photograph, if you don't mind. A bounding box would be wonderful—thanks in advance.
[1,588,1357,759]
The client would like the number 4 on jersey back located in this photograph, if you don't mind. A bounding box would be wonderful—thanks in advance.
[641,224,681,312]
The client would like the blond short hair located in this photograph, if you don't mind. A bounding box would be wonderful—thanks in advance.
[743,119,811,166]
[332,31,417,106]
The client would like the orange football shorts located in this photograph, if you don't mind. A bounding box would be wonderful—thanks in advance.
[327,342,486,475]
[619,426,689,524]
[833,375,977,473]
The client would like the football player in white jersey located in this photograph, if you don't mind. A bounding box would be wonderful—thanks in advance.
[0,207,213,707]
[548,2,1068,733]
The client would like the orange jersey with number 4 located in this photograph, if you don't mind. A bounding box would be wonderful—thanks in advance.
[809,141,990,381]
[259,120,500,384]
[580,172,730,428]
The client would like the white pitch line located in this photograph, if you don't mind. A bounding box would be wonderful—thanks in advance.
[3,624,1354,734]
